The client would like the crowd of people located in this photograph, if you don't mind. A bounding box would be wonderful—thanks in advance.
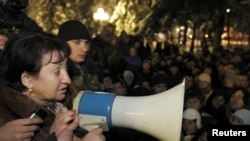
[0,19,250,141]
[88,22,250,141]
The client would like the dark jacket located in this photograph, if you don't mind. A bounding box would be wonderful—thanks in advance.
[44,133,57,141]
[67,56,102,91]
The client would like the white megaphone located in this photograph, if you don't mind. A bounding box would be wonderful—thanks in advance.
[73,80,185,141]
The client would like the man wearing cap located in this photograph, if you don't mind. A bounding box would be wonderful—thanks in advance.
[197,73,215,108]
[58,20,102,91]
[198,73,219,119]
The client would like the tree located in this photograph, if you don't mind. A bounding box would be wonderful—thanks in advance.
[27,0,93,35]
[24,0,249,48]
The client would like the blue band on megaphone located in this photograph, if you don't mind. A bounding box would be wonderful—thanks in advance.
[78,91,116,127]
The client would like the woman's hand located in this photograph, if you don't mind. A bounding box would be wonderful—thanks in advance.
[80,128,106,141]
[55,112,80,141]
[50,103,105,141]
[49,109,76,136]
[0,118,43,141]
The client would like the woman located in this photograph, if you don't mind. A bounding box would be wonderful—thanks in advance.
[184,89,204,113]
[181,108,202,141]
[215,87,250,126]
[0,32,105,141]
[231,108,250,125]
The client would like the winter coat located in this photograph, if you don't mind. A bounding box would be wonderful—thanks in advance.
[0,82,77,141]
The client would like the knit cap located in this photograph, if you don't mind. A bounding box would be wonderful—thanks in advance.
[58,20,91,41]
[198,73,211,83]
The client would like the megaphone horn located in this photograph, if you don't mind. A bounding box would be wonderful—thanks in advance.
[73,80,185,141]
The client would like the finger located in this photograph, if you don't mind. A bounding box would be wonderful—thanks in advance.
[67,114,79,130]
[101,134,106,140]
[14,131,35,140]
[56,110,76,124]
[16,124,39,133]
[50,111,76,134]
[91,127,103,134]
[14,118,43,126]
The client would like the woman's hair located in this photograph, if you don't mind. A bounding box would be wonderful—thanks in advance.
[0,32,70,91]
[227,87,250,108]
[112,76,126,88]
[184,89,204,105]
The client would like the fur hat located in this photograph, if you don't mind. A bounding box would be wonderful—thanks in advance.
[198,73,211,83]
[58,20,91,41]
[183,108,201,129]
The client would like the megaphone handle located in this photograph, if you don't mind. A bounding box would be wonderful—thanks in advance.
[73,127,89,138]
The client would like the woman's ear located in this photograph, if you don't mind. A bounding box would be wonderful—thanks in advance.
[21,71,33,89]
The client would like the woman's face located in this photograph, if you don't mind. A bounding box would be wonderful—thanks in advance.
[112,82,126,96]
[141,81,151,90]
[185,76,194,89]
[123,74,134,86]
[0,34,8,50]
[182,119,197,135]
[25,51,71,101]
[231,115,244,125]
[142,62,151,70]
[129,47,137,56]
[185,98,202,111]
[230,90,245,111]
[212,95,225,109]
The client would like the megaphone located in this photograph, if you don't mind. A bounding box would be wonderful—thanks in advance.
[73,80,185,141]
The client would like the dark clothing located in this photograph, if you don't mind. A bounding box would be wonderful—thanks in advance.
[0,82,54,140]
[0,4,43,32]
[214,106,231,126]
[0,50,3,61]
[181,130,199,141]
[67,56,102,91]
[108,127,158,141]
[139,69,154,83]
[203,91,217,116]
[125,55,142,71]
[44,133,57,141]
[203,87,229,118]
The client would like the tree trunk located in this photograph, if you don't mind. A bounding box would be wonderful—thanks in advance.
[213,15,224,49]
[190,24,196,53]
[183,23,188,46]
[248,30,250,46]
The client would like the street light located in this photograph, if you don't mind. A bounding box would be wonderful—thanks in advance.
[93,8,109,34]
[226,8,230,47]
